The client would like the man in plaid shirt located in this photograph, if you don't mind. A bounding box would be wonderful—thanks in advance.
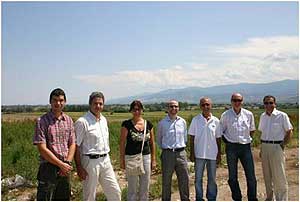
[33,88,76,200]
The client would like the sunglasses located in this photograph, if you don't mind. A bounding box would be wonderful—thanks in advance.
[169,105,179,108]
[232,99,243,102]
[264,102,274,105]
[201,103,210,107]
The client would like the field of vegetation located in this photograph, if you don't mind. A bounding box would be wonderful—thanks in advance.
[1,107,299,200]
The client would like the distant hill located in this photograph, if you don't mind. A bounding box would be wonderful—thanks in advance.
[107,80,299,104]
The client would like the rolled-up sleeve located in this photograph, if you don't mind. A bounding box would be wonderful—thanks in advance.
[74,119,85,146]
[283,113,293,131]
[250,113,256,131]
[33,118,46,145]
[183,120,188,144]
[68,120,76,146]
[157,121,163,148]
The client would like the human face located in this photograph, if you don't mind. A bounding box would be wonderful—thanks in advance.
[264,97,276,114]
[168,101,179,116]
[200,99,212,115]
[231,94,243,111]
[131,105,142,118]
[90,97,104,116]
[50,95,65,113]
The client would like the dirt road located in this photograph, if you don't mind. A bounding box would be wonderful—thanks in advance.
[156,147,299,201]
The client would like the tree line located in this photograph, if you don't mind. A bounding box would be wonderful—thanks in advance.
[2,102,298,114]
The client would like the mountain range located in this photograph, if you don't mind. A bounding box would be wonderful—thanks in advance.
[107,79,299,104]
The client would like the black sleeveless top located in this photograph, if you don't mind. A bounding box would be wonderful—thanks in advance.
[121,119,153,155]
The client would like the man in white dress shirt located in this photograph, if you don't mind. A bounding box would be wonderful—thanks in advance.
[218,93,257,200]
[259,95,293,200]
[74,92,121,201]
[189,97,221,201]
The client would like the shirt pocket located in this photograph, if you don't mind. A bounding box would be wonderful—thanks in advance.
[47,126,56,144]
[176,124,185,135]
[241,119,250,129]
[272,122,282,133]
[208,123,217,132]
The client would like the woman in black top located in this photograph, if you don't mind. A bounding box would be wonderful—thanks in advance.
[120,100,156,201]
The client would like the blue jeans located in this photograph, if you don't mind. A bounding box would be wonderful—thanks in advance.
[225,142,257,201]
[195,158,217,201]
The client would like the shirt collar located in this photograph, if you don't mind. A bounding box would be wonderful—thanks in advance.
[231,108,243,117]
[200,113,213,122]
[88,110,102,121]
[166,114,180,122]
[265,108,280,116]
[49,111,66,121]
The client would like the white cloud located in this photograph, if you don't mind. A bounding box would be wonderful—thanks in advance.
[216,36,298,58]
[74,35,298,100]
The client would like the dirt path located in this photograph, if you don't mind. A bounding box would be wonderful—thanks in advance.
[154,147,299,201]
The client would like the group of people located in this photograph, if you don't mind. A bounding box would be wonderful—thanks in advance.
[33,88,293,201]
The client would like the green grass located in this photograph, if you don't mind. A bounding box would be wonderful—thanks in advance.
[1,108,298,200]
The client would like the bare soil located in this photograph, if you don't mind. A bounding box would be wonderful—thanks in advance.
[154,147,299,201]
[4,148,298,201]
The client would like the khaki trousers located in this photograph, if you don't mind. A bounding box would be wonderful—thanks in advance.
[261,143,288,200]
[81,155,121,201]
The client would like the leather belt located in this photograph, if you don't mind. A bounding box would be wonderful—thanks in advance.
[85,154,107,159]
[164,147,185,152]
[261,140,282,144]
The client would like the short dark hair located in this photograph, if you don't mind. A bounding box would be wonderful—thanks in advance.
[89,92,105,105]
[129,100,144,112]
[49,88,66,103]
[263,95,276,103]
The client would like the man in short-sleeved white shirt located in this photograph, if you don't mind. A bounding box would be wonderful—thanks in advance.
[74,92,121,201]
[258,95,293,201]
[218,93,257,201]
[189,97,221,201]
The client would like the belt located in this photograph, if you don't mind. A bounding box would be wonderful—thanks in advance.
[85,154,107,159]
[261,140,282,144]
[164,147,185,152]
[222,136,248,145]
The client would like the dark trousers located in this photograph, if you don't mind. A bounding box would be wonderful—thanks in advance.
[36,163,70,201]
[161,150,190,201]
[225,142,258,201]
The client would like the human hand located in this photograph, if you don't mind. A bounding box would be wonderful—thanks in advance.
[76,166,88,181]
[59,162,72,174]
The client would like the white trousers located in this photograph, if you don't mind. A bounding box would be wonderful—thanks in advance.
[126,154,151,201]
[81,155,121,201]
[261,143,288,200]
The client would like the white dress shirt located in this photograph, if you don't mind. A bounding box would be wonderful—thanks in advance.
[75,111,110,155]
[188,114,221,160]
[258,109,293,141]
[219,108,256,144]
[157,115,187,149]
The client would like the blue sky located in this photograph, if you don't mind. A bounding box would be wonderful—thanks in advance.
[1,1,299,105]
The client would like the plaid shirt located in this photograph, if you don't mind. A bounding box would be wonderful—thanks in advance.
[33,111,75,162]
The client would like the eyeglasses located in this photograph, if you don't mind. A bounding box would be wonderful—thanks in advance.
[201,103,210,107]
[132,108,141,112]
[232,99,243,102]
[169,105,179,108]
[264,102,274,105]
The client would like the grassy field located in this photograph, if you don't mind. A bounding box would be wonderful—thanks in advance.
[1,108,298,200]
